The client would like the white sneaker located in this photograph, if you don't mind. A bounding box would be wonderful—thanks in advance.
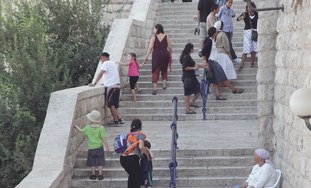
[233,58,241,63]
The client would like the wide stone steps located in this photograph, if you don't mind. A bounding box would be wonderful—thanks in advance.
[119,112,257,121]
[120,99,257,108]
[71,148,254,188]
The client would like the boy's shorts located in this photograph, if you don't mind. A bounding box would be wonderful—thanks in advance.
[86,147,105,167]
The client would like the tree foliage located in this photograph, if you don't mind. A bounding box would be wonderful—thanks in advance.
[0,0,110,187]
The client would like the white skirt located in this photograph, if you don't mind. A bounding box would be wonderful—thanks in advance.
[243,29,257,54]
[213,53,237,80]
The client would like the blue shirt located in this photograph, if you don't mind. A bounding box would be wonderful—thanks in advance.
[217,5,235,32]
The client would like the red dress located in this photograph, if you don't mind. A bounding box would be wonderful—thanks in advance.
[152,35,170,73]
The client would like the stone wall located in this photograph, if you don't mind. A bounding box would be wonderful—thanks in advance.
[16,86,106,188]
[258,0,311,187]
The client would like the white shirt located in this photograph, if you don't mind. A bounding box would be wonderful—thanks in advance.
[246,164,278,188]
[100,60,120,87]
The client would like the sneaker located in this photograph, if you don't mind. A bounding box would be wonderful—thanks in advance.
[90,175,96,180]
[107,120,119,127]
[233,58,241,63]
[118,119,125,124]
[97,175,104,180]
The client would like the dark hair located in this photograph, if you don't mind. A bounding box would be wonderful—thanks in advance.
[211,4,219,12]
[144,140,151,149]
[128,52,139,71]
[100,52,110,58]
[246,2,256,11]
[208,27,217,37]
[219,21,224,30]
[155,24,164,34]
[130,119,142,132]
[179,43,194,64]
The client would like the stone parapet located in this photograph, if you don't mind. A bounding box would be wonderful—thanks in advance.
[16,86,105,188]
[16,0,160,187]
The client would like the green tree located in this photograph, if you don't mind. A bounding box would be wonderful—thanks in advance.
[0,0,110,187]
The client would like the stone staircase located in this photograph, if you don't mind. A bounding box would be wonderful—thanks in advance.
[71,148,254,188]
[119,0,258,121]
[71,1,258,187]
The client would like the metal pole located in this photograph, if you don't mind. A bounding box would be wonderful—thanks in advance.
[256,4,284,12]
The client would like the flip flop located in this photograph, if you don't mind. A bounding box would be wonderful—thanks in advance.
[189,103,199,108]
[216,96,227,100]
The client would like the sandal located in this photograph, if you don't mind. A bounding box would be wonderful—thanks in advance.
[186,110,196,114]
[189,103,199,108]
[251,63,256,68]
[216,96,227,100]
[232,88,244,94]
[152,90,157,95]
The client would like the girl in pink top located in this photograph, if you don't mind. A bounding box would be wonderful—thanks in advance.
[118,53,140,102]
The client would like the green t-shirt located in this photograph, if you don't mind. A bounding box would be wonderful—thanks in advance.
[81,124,106,149]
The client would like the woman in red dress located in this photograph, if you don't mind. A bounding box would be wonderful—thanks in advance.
[142,24,172,95]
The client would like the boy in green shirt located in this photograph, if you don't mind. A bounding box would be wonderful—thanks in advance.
[74,110,110,180]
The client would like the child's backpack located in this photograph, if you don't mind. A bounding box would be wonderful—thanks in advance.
[114,132,145,156]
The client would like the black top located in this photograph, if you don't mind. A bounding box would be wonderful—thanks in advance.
[238,11,258,30]
[201,37,213,59]
[198,0,215,22]
[182,55,196,79]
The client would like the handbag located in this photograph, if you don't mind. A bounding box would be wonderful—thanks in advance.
[248,13,258,42]
[251,30,258,42]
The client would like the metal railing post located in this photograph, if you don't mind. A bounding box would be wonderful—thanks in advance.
[169,96,178,188]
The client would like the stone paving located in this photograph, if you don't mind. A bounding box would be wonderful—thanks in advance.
[90,120,259,151]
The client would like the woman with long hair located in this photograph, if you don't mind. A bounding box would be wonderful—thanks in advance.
[180,43,205,114]
[237,1,258,71]
[142,24,172,95]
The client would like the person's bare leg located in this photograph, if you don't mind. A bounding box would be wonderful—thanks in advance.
[223,80,236,92]
[213,84,221,97]
[185,96,190,112]
[162,79,167,89]
[131,89,137,102]
[109,106,120,121]
[250,52,256,67]
[98,166,103,175]
[192,92,200,105]
[91,166,96,175]
[238,53,247,72]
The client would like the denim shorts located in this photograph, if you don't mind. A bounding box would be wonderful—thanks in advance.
[86,147,105,167]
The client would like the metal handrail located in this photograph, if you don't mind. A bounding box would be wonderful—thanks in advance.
[169,96,178,188]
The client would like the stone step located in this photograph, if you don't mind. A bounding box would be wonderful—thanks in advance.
[171,41,244,48]
[130,80,257,88]
[131,74,256,82]
[119,99,257,108]
[120,112,257,121]
[74,155,253,168]
[73,165,250,178]
[156,19,245,27]
[77,148,255,158]
[168,35,244,43]
[71,176,246,188]
[138,67,257,75]
[118,106,256,114]
[122,86,257,94]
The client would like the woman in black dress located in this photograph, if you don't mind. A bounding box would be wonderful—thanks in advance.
[180,43,205,114]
